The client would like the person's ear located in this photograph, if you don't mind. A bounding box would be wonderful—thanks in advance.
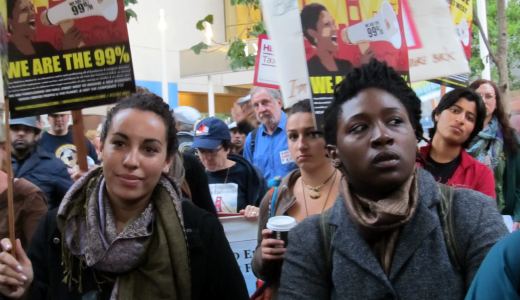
[163,153,173,174]
[307,28,318,45]
[434,113,440,123]
[326,145,342,169]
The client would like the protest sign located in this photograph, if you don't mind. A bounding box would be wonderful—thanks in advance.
[297,0,410,128]
[260,0,313,110]
[407,0,470,86]
[253,34,279,89]
[6,0,135,118]
[220,215,259,296]
[450,0,472,60]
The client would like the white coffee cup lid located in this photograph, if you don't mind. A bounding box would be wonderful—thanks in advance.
[266,216,297,232]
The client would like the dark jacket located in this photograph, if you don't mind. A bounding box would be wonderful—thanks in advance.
[503,139,520,221]
[228,153,267,207]
[24,201,248,300]
[12,146,73,209]
[279,169,508,299]
[182,152,217,215]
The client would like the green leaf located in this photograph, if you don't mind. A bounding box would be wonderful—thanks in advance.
[191,42,209,55]
[250,21,266,37]
[124,0,138,6]
[125,9,138,23]
[196,14,214,31]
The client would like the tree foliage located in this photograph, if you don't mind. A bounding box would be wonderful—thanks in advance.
[124,0,138,23]
[191,0,266,71]
[471,0,520,89]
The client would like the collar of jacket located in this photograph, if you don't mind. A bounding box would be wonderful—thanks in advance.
[325,169,441,288]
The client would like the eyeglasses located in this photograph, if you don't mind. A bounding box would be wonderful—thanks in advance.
[197,146,223,155]
[478,93,495,101]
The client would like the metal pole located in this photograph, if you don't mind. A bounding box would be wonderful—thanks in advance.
[208,75,215,117]
[158,9,169,103]
[477,0,491,80]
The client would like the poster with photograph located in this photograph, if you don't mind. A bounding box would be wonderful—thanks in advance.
[298,0,410,127]
[6,0,135,118]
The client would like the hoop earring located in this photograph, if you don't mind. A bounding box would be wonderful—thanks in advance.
[333,159,342,169]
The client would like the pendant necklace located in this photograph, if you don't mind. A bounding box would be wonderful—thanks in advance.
[301,169,337,199]
[302,171,337,216]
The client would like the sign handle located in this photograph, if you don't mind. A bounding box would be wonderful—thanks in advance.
[71,110,88,172]
[4,99,16,255]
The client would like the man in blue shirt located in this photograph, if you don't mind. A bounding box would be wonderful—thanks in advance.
[10,116,73,209]
[244,87,297,182]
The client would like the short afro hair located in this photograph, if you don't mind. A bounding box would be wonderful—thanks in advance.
[323,59,423,145]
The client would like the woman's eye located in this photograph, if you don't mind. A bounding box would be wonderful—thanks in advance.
[348,124,366,134]
[112,140,124,147]
[449,107,461,114]
[144,146,159,154]
[288,133,298,141]
[309,131,323,139]
[388,117,403,126]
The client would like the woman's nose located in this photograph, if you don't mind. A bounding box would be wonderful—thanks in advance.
[123,149,139,168]
[371,124,394,147]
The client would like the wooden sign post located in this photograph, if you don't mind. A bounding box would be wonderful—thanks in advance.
[4,99,16,255]
[71,110,88,172]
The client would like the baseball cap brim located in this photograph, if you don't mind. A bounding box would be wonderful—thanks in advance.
[10,119,41,134]
[192,138,222,150]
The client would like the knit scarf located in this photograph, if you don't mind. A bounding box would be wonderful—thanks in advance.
[467,116,506,209]
[57,167,191,300]
[342,171,418,275]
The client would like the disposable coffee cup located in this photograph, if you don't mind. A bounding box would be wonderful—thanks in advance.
[266,216,297,244]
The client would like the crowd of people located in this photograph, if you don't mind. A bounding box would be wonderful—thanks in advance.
[0,59,519,299]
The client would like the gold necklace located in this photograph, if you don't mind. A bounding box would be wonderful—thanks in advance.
[302,171,337,216]
[301,169,337,199]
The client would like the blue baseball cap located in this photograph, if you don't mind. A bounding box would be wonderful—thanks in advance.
[10,116,41,134]
[192,117,231,150]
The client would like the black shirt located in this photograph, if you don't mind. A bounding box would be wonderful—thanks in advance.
[424,154,462,184]
[206,162,251,213]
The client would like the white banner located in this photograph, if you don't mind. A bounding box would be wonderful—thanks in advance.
[408,0,469,82]
[220,215,259,296]
[260,0,312,108]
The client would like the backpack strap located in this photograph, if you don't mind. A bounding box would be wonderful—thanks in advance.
[437,183,463,271]
[320,209,336,279]
[268,187,279,218]
[250,128,258,158]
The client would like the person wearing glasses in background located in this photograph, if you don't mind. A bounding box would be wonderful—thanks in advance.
[193,117,266,219]
[468,79,520,231]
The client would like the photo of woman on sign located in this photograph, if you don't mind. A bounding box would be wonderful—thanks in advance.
[7,0,82,58]
[301,3,353,75]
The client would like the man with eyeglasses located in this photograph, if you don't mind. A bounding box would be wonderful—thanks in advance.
[38,111,99,173]
[244,87,297,183]
[193,117,266,218]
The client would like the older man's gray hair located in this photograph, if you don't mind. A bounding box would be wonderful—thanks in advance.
[249,87,282,102]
